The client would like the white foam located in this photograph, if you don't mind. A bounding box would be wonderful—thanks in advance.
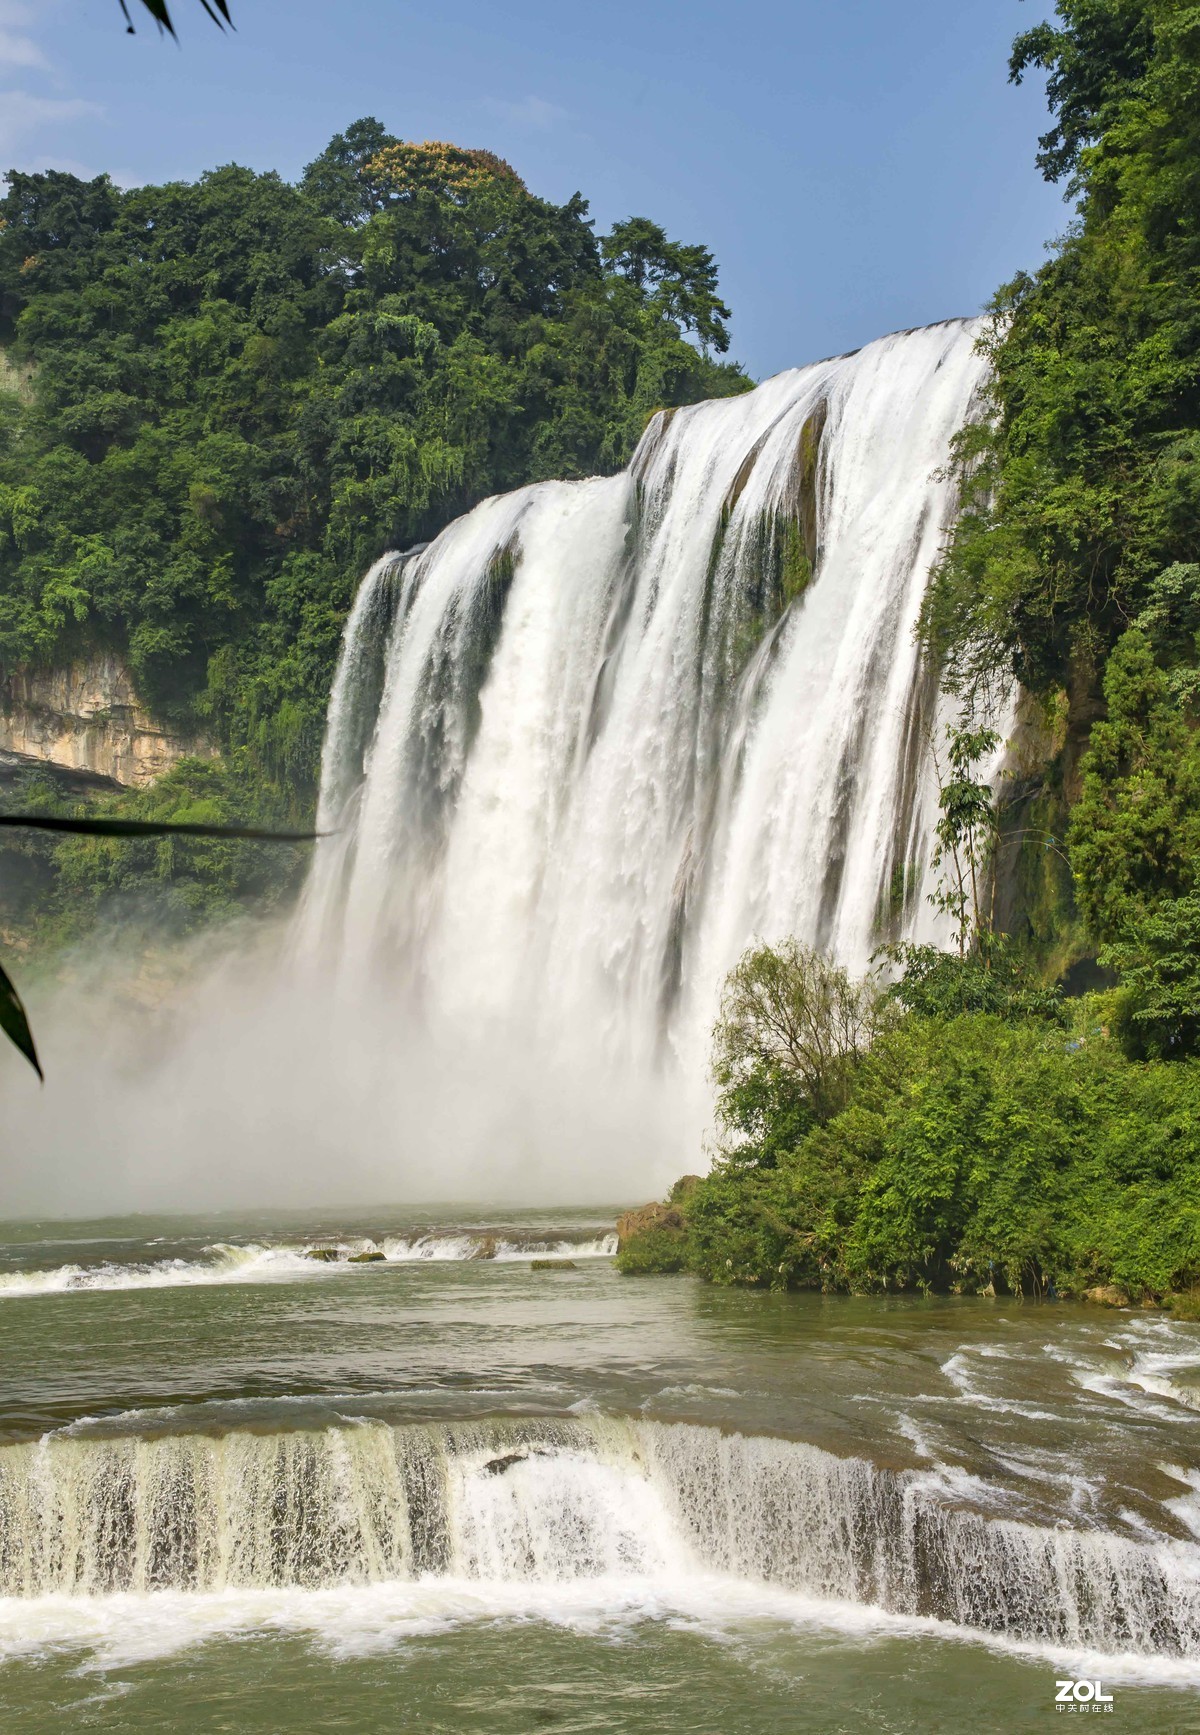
[380,1233,618,1262]
[1160,1467,1200,1543]
[0,1231,618,1297]
[937,1348,1062,1421]
[1126,1331,1200,1413]
[1069,1368,1189,1420]
[0,1242,306,1297]
[3,1572,1200,1684]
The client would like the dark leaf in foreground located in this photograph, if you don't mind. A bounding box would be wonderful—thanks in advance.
[0,810,318,1078]
[0,816,321,842]
[0,960,42,1081]
[118,0,232,36]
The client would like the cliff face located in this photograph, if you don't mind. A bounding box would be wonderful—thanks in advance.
[0,656,213,789]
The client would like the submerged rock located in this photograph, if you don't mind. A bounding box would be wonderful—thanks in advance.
[305,1247,340,1262]
[530,1258,577,1271]
[482,1446,551,1475]
[348,1250,385,1263]
[483,1451,527,1475]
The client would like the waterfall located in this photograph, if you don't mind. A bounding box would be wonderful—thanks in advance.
[297,319,991,1100]
[3,1417,1197,1658]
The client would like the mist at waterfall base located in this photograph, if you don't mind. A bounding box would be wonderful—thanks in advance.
[1,929,677,1215]
[3,320,990,1217]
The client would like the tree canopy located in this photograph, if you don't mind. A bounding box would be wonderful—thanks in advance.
[926,0,1200,699]
[0,126,748,791]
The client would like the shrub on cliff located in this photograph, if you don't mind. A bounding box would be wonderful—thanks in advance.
[921,1,1200,968]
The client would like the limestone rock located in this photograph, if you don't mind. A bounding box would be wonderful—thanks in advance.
[616,1201,684,1247]
[0,655,215,788]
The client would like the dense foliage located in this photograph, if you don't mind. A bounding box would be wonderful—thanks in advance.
[0,123,746,937]
[926,0,1200,696]
[619,940,1200,1304]
[923,0,1200,1025]
[1063,606,1200,1060]
[0,122,745,780]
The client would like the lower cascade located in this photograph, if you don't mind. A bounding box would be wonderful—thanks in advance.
[3,1417,1197,1659]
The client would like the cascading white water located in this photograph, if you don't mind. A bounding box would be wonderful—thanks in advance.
[298,320,991,1111]
[3,1417,1197,1658]
[0,1231,619,1296]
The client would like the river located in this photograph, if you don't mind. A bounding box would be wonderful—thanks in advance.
[1,1209,1198,1731]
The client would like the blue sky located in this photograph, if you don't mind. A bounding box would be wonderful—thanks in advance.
[2,0,1065,379]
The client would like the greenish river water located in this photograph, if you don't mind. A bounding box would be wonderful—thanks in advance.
[1,1208,1199,1733]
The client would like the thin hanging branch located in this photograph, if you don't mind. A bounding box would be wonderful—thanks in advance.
[0,815,320,842]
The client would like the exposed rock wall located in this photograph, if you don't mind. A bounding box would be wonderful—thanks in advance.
[0,345,34,402]
[0,655,213,788]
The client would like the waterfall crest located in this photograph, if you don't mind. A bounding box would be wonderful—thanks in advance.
[3,1416,1197,1660]
[298,320,990,1097]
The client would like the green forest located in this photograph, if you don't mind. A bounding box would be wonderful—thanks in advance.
[0,124,746,938]
[619,0,1200,1306]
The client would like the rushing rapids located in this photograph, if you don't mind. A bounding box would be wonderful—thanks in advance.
[299,319,992,1088]
[0,1231,619,1296]
[2,1415,1198,1659]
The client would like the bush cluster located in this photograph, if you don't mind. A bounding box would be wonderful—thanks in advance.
[618,944,1200,1302]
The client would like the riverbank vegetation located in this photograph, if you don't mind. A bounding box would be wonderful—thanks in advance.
[618,938,1200,1304]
